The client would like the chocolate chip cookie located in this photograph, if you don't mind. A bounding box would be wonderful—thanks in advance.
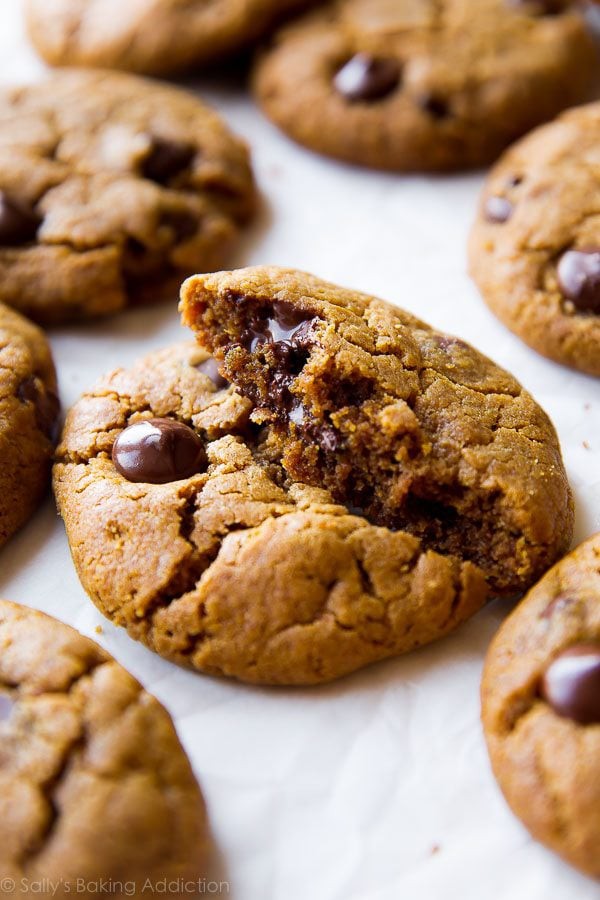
[481,533,600,877]
[0,69,255,325]
[25,0,312,76]
[0,599,208,895]
[252,0,597,171]
[469,102,600,377]
[0,304,58,549]
[55,267,572,685]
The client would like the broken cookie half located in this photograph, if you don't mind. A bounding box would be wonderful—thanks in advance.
[54,268,572,686]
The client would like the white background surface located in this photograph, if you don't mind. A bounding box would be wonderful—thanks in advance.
[0,3,599,898]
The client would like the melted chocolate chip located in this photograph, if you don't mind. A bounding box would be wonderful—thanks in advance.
[141,138,195,184]
[540,643,600,725]
[419,94,450,120]
[196,357,228,390]
[0,694,13,721]
[334,54,401,103]
[242,301,316,352]
[112,418,207,484]
[484,196,513,224]
[557,249,600,313]
[0,192,40,246]
[17,376,59,439]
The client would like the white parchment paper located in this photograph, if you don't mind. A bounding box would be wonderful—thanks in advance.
[0,4,599,898]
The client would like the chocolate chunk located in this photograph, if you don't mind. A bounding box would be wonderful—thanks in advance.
[112,418,207,484]
[141,138,195,184]
[242,301,316,352]
[334,54,400,103]
[557,249,600,313]
[540,643,600,725]
[484,196,513,224]
[196,357,228,390]
[419,94,450,120]
[17,376,59,440]
[0,192,40,246]
[0,694,13,721]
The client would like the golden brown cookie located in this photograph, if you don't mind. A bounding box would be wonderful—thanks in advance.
[469,102,600,377]
[0,69,255,325]
[25,0,313,76]
[0,304,58,549]
[481,533,600,878]
[181,266,573,597]
[252,0,597,171]
[0,599,208,897]
[53,267,572,686]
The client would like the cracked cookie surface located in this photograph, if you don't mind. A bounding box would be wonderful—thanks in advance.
[0,69,255,325]
[25,0,313,76]
[0,304,58,548]
[469,102,600,377]
[252,0,597,171]
[181,266,573,598]
[0,599,208,897]
[481,533,600,877]
[54,340,490,686]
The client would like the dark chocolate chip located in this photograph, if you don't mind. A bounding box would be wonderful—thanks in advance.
[17,376,59,440]
[112,418,207,484]
[557,248,600,313]
[540,643,600,725]
[484,196,513,224]
[507,0,569,15]
[160,209,198,242]
[0,192,40,246]
[242,302,316,352]
[506,174,523,188]
[196,357,228,390]
[334,54,401,103]
[0,694,13,721]
[419,94,450,120]
[141,138,195,184]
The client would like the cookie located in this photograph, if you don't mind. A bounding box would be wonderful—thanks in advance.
[0,599,208,895]
[469,102,600,377]
[481,533,600,877]
[181,266,573,595]
[0,69,255,325]
[252,0,597,171]
[54,268,571,685]
[0,304,58,549]
[25,0,312,76]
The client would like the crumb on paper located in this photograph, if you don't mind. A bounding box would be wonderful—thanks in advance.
[583,440,590,450]
[95,625,104,635]
[430,844,441,856]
